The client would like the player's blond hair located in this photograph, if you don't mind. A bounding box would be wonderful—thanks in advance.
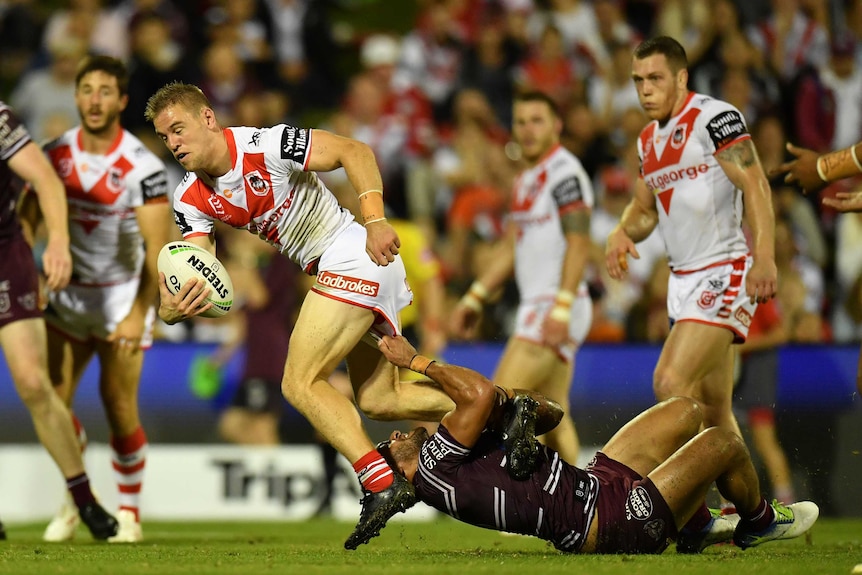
[144,82,213,123]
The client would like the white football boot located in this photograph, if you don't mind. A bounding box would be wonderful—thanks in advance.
[43,492,81,542]
[107,510,143,543]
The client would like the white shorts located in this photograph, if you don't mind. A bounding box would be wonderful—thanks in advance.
[311,222,412,337]
[45,278,156,347]
[667,256,756,343]
[513,291,592,363]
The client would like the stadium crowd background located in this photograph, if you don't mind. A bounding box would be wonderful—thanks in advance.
[3,0,861,349]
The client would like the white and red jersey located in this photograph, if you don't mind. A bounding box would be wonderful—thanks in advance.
[172,125,354,272]
[510,144,594,302]
[637,93,750,273]
[45,127,168,285]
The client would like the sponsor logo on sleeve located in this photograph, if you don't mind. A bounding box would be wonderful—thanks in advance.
[550,175,583,207]
[280,126,309,164]
[706,110,748,150]
[624,486,654,520]
[141,171,169,200]
[173,210,192,235]
[317,271,379,297]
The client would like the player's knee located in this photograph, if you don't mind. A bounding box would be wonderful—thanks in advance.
[700,426,747,461]
[14,372,53,411]
[653,366,682,400]
[355,389,398,421]
[664,396,702,432]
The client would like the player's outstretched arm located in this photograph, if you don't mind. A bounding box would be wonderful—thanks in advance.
[606,177,654,280]
[770,141,862,196]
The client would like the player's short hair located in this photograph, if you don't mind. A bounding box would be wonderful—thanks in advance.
[513,90,560,118]
[75,55,129,96]
[144,82,212,123]
[633,36,689,73]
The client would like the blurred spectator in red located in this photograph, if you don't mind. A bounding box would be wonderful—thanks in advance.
[401,0,468,124]
[794,32,862,155]
[514,24,581,110]
[42,0,128,60]
[747,0,829,82]
[123,12,194,135]
[359,34,438,227]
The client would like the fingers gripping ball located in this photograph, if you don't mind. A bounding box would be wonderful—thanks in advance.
[157,241,234,318]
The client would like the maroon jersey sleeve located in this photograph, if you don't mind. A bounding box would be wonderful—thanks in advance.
[0,102,32,161]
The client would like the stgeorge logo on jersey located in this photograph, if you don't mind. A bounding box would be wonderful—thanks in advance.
[244,170,270,197]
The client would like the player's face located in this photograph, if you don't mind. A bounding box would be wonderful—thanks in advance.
[387,427,430,467]
[75,71,127,135]
[512,100,561,164]
[631,54,686,122]
[153,104,214,172]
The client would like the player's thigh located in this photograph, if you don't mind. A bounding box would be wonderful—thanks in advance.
[0,318,51,395]
[94,340,144,399]
[493,338,559,390]
[601,397,703,478]
[283,290,374,387]
[346,339,395,395]
[656,321,733,395]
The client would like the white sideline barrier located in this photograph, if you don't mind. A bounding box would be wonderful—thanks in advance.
[0,444,438,523]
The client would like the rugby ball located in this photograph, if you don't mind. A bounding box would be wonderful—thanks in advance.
[157,241,233,318]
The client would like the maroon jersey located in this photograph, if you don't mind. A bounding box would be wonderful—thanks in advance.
[0,101,32,240]
[414,425,599,552]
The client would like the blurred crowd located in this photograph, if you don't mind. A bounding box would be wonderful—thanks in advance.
[3,0,862,348]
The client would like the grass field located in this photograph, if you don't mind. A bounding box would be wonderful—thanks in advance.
[0,517,860,575]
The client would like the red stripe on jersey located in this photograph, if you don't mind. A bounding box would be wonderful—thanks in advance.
[225,128,238,165]
[77,127,124,156]
[180,178,252,226]
[48,145,82,199]
[303,129,312,170]
[558,200,587,215]
[640,104,701,176]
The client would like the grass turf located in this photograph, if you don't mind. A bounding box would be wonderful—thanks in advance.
[0,517,859,575]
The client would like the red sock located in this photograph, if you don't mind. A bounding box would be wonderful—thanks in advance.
[682,502,713,533]
[741,497,775,531]
[111,426,148,522]
[353,450,394,493]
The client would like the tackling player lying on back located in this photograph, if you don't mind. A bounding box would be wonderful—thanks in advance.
[374,334,819,554]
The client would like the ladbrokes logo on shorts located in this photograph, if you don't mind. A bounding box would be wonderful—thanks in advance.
[318,271,379,297]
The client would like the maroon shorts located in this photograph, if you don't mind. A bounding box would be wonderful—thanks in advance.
[585,452,676,554]
[0,235,42,328]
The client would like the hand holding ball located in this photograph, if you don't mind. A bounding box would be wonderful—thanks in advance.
[157,241,233,318]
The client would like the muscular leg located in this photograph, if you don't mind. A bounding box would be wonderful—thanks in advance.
[94,340,143,437]
[45,328,94,406]
[654,322,741,435]
[0,319,85,477]
[494,338,579,464]
[281,291,391,463]
[350,344,453,422]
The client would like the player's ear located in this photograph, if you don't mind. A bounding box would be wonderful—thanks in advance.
[678,68,689,90]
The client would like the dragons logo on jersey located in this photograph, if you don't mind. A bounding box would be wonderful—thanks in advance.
[245,170,270,197]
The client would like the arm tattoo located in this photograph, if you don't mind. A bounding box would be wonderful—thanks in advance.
[715,139,758,169]
[822,148,853,178]
[560,209,591,235]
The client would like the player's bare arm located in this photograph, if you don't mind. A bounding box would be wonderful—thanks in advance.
[716,138,777,303]
[543,209,591,347]
[110,200,173,352]
[450,222,516,339]
[306,129,399,266]
[378,335,495,448]
[772,141,862,196]
[157,233,215,324]
[606,177,656,279]
[8,142,72,291]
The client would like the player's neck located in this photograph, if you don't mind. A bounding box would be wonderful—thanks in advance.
[523,141,560,168]
[79,123,122,155]
[660,89,691,127]
[202,132,233,179]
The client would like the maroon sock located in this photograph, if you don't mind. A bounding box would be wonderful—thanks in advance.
[741,497,775,531]
[682,502,713,532]
[66,473,96,508]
